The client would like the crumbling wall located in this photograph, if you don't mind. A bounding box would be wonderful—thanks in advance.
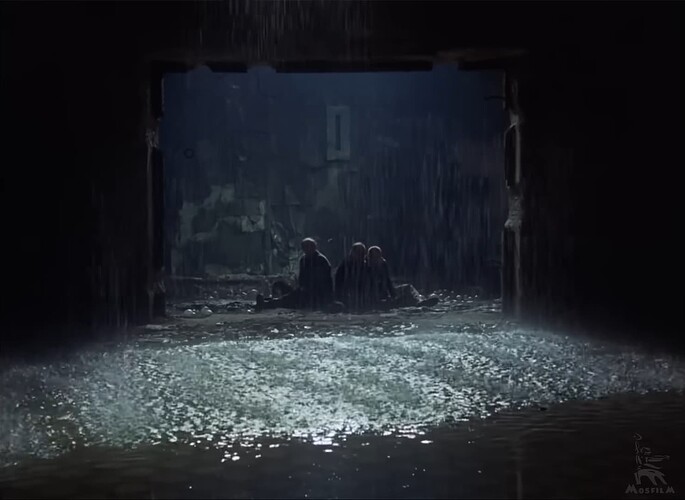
[161,67,505,289]
[2,1,681,348]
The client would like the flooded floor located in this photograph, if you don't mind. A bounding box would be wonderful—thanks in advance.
[1,297,684,498]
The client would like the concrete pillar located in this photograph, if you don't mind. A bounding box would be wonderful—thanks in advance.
[146,66,167,319]
[502,70,524,316]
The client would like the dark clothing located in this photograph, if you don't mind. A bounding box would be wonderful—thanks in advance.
[367,259,396,305]
[261,251,332,310]
[298,251,333,305]
[368,284,426,311]
[334,258,369,310]
[270,288,309,309]
[367,259,428,310]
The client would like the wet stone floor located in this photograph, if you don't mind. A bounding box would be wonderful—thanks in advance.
[1,296,684,499]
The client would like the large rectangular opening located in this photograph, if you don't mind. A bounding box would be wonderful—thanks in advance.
[3,3,685,497]
[159,64,506,307]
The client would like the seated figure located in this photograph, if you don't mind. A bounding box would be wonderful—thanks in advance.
[366,246,439,310]
[334,242,369,312]
[256,238,333,311]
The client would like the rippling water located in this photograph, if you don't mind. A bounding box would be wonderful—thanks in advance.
[1,306,684,498]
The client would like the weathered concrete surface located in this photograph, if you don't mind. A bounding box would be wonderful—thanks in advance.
[159,303,505,336]
[161,67,505,287]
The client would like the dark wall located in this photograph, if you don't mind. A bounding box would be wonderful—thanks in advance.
[0,4,151,349]
[161,66,505,290]
[1,1,683,349]
[513,15,685,338]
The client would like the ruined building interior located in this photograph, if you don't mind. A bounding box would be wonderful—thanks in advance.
[0,2,683,499]
[161,66,505,293]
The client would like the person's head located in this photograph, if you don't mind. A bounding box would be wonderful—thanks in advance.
[301,237,318,256]
[368,246,383,265]
[349,242,367,262]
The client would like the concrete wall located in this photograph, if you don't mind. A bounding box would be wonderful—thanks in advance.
[160,66,505,290]
[1,1,682,350]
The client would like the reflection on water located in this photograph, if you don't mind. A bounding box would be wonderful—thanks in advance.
[1,302,684,498]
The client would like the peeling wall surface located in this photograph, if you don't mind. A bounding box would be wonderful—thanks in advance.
[160,66,505,289]
[0,1,683,346]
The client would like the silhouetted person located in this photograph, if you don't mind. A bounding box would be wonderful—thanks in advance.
[256,238,333,311]
[335,242,369,311]
[367,246,396,305]
[367,245,439,310]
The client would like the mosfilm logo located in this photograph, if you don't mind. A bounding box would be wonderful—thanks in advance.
[625,433,676,495]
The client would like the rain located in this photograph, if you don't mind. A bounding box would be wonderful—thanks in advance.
[1,1,683,499]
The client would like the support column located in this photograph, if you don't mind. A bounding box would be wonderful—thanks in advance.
[145,63,167,320]
[502,70,524,317]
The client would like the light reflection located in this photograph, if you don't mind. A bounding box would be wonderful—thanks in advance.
[1,302,684,469]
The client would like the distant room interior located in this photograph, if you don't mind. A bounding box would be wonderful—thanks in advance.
[160,65,506,298]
